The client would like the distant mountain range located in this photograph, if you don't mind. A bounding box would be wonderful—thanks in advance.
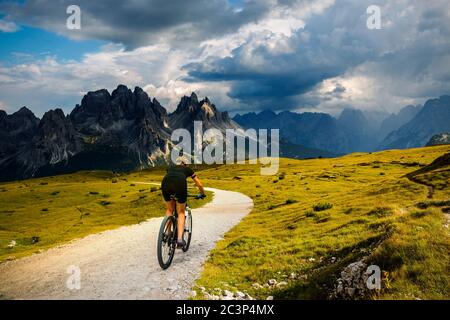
[379,95,450,150]
[0,85,336,182]
[234,95,450,154]
[1,85,449,182]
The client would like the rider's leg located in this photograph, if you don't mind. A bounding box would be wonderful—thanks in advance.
[176,202,186,240]
[165,200,175,216]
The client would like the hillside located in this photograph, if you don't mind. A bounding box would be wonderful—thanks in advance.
[0,145,449,299]
[0,169,211,261]
[193,145,450,300]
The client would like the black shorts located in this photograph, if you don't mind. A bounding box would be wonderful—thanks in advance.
[161,174,188,203]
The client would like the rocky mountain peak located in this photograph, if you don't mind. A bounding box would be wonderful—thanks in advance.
[190,92,198,103]
[0,110,6,122]
[37,109,74,141]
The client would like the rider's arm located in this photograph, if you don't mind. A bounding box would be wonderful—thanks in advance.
[192,176,205,195]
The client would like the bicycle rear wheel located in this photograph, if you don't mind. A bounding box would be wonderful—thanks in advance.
[157,215,176,269]
[182,209,192,252]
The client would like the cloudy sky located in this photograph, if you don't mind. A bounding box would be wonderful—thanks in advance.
[0,0,449,117]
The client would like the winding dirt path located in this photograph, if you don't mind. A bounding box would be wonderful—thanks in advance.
[0,187,253,300]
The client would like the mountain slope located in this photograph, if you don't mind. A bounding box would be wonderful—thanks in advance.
[234,110,352,154]
[0,107,40,159]
[380,95,450,150]
[377,105,421,142]
[338,108,377,152]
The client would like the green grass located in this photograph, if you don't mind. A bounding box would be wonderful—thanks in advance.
[0,168,211,261]
[190,145,450,300]
[0,145,449,300]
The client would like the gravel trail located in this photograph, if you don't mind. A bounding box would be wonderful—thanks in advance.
[0,186,253,300]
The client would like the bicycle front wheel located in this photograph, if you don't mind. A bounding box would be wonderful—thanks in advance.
[157,215,176,269]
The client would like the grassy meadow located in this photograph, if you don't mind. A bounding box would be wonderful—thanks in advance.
[0,145,449,299]
[0,169,210,261]
[192,145,450,300]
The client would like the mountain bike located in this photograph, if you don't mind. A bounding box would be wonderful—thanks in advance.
[157,194,205,269]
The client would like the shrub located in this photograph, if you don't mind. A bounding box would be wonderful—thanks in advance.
[89,191,99,195]
[314,212,331,223]
[306,211,316,218]
[150,187,158,192]
[285,199,297,205]
[112,178,118,184]
[100,201,112,206]
[313,202,333,212]
[367,207,393,217]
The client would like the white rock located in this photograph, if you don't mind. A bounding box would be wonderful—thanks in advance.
[252,283,263,289]
[266,296,274,300]
[289,273,297,279]
[244,293,254,300]
[267,279,277,286]
[276,281,288,287]
[234,291,246,299]
[190,290,197,297]
[7,240,16,249]
[222,289,233,297]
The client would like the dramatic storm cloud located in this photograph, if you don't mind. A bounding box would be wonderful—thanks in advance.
[0,0,449,116]
[0,0,271,48]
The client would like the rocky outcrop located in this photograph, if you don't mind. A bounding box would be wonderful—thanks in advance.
[169,93,238,132]
[328,259,378,300]
[426,133,450,146]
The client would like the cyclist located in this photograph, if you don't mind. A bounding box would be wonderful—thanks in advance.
[161,155,205,248]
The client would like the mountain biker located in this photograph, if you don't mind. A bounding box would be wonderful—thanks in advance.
[161,155,205,248]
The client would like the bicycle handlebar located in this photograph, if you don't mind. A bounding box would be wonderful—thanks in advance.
[187,194,206,200]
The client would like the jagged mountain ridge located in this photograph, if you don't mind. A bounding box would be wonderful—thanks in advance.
[379,95,450,150]
[0,85,239,181]
[234,96,449,154]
